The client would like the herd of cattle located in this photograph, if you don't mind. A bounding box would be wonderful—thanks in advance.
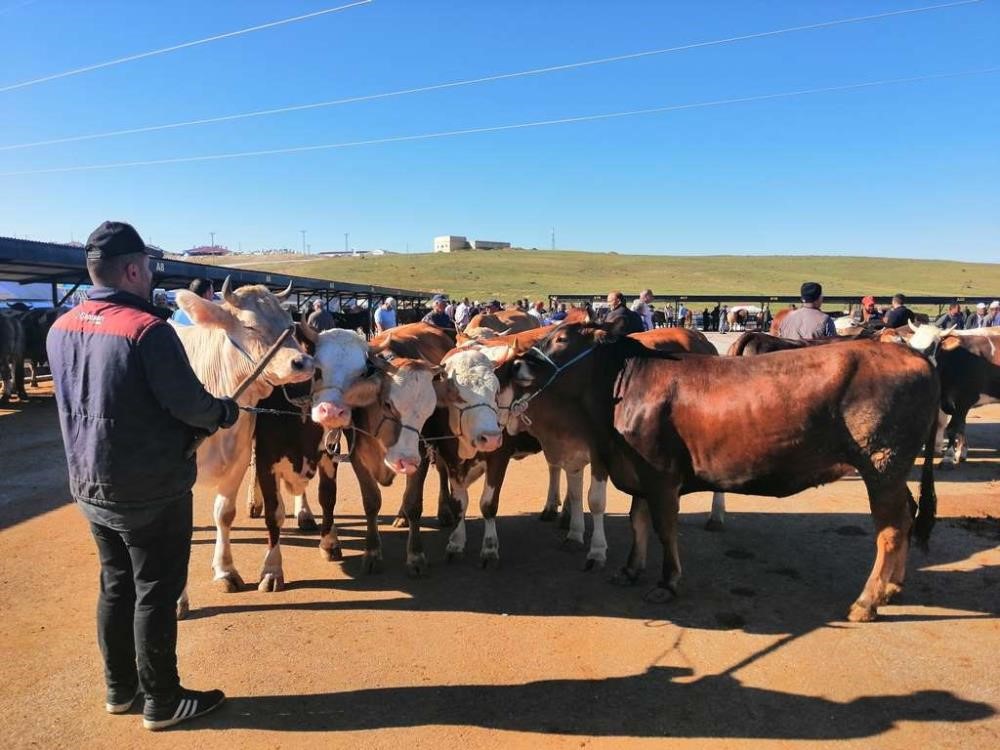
[5,282,999,625]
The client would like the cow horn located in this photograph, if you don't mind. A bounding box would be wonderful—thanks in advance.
[907,320,920,333]
[274,280,293,300]
[221,276,237,306]
[943,324,958,336]
[497,327,512,336]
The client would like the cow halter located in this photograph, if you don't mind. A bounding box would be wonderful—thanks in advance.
[225,324,296,389]
[509,344,596,417]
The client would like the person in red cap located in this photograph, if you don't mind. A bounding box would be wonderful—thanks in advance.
[860,295,878,323]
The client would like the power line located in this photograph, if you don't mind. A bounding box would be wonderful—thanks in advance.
[0,0,373,94]
[0,0,981,151]
[3,66,995,178]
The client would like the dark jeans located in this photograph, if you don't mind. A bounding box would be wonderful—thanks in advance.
[89,495,192,707]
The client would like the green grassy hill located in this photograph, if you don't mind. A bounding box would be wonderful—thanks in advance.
[195,249,1000,302]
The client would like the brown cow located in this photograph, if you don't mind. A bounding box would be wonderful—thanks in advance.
[512,315,939,622]
[458,310,539,344]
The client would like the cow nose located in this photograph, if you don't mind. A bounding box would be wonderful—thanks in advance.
[476,431,503,451]
[291,355,312,372]
[391,457,420,475]
[312,401,349,427]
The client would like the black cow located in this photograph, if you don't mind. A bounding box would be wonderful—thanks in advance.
[0,310,26,403]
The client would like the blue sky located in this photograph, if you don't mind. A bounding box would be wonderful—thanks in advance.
[0,0,997,259]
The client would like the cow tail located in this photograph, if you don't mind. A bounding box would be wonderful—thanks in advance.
[914,418,937,551]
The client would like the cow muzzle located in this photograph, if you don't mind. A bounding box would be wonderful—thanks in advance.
[312,401,351,429]
[474,430,503,452]
[386,456,421,475]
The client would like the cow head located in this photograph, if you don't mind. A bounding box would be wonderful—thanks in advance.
[906,321,958,359]
[343,355,440,475]
[437,348,505,457]
[301,327,379,429]
[177,278,314,387]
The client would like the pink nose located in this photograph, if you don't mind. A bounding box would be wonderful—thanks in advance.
[476,431,503,452]
[312,401,349,427]
[390,457,421,475]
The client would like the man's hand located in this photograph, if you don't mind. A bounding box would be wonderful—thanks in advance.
[219,398,240,429]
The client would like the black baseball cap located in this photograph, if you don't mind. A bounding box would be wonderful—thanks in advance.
[800,281,823,303]
[85,221,151,260]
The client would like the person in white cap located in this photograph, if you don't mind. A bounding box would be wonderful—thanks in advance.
[987,301,1000,327]
[374,296,397,335]
[965,302,989,329]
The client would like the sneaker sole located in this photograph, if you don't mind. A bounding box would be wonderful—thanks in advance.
[143,695,225,731]
[105,693,139,714]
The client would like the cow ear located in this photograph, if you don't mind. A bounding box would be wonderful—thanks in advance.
[939,336,962,352]
[342,374,382,407]
[177,290,236,330]
[433,372,461,405]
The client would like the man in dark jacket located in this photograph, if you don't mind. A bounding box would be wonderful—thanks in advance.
[884,293,915,329]
[604,290,644,334]
[47,221,239,731]
[934,302,965,330]
[422,294,455,330]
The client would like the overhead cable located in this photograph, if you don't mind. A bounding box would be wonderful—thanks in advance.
[0,0,373,94]
[0,0,982,150]
[3,66,996,177]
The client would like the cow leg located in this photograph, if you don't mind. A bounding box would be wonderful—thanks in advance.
[28,360,38,389]
[945,410,970,467]
[0,358,11,405]
[317,458,342,562]
[562,468,586,547]
[584,476,608,570]
[354,466,383,574]
[849,482,913,622]
[445,483,470,560]
[611,494,651,586]
[934,409,948,457]
[258,471,286,593]
[480,481,501,568]
[435,460,459,527]
[176,587,190,620]
[13,356,27,400]
[705,491,726,531]
[294,491,318,532]
[246,447,263,518]
[211,491,244,592]
[539,463,561,521]
[645,483,683,603]
[402,457,431,576]
[558,469,573,530]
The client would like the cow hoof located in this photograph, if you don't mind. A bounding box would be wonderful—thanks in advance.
[880,583,903,605]
[609,567,641,586]
[362,553,383,574]
[392,515,409,529]
[557,512,571,531]
[258,573,285,593]
[583,555,607,572]
[847,602,877,623]
[321,545,343,562]
[445,549,465,564]
[406,554,428,577]
[175,600,189,621]
[297,514,318,532]
[561,536,585,552]
[213,572,244,593]
[480,555,500,570]
[247,503,263,519]
[538,508,558,522]
[704,518,725,532]
[643,586,677,604]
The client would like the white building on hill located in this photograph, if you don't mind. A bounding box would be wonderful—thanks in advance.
[433,235,510,253]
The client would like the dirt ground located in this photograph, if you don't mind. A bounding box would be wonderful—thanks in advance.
[1,362,998,749]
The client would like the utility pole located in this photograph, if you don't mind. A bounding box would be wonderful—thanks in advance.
[210,231,215,248]
[300,229,307,254]
[551,227,555,251]
[344,232,349,253]
[405,242,410,254]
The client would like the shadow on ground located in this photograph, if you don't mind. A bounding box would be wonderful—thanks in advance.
[183,663,993,738]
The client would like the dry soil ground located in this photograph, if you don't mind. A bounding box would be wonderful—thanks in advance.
[1,346,998,749]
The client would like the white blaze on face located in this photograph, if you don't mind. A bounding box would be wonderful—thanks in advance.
[383,366,437,474]
[310,329,369,428]
[443,349,502,457]
[907,323,948,354]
